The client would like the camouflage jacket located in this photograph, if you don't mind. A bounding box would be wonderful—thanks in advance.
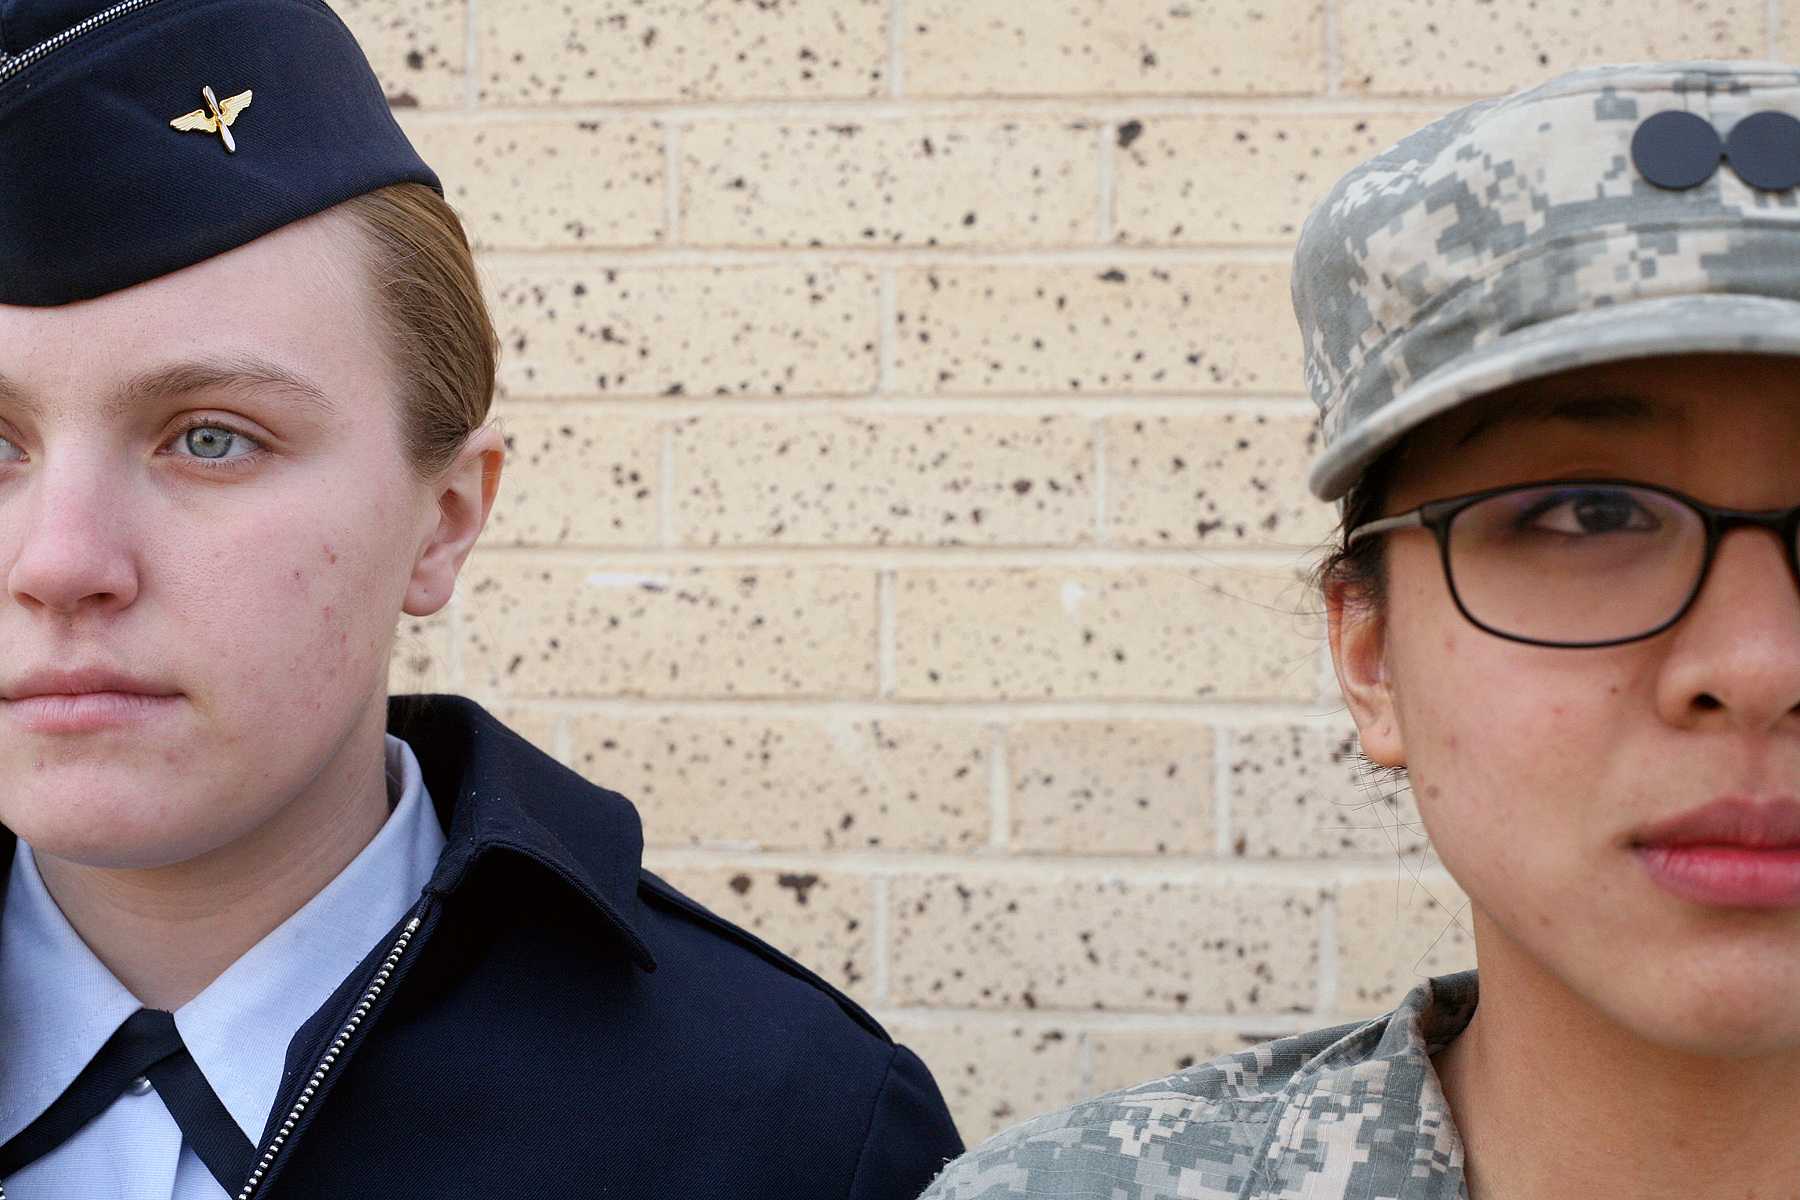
[917,971,1479,1200]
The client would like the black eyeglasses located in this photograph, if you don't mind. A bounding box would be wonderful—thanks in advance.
[1346,479,1800,648]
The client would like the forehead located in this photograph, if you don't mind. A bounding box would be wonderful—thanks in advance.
[0,210,385,410]
[1417,353,1800,449]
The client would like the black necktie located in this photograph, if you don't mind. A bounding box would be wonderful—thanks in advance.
[0,1008,255,1191]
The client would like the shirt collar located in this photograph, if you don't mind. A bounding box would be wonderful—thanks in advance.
[1255,970,1478,1200]
[0,733,446,1146]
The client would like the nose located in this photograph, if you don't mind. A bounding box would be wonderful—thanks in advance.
[4,451,140,616]
[1655,524,1800,734]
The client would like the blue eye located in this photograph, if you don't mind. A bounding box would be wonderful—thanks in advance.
[169,421,263,468]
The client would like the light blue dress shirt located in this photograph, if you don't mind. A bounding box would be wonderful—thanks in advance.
[0,733,447,1199]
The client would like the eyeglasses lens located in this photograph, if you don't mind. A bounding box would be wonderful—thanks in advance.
[1446,484,1706,646]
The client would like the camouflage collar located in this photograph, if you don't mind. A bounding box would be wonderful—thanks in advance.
[918,970,1479,1200]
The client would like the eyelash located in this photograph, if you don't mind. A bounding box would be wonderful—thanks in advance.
[163,418,265,471]
[0,420,266,472]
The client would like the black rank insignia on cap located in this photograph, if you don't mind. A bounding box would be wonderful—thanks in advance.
[1632,107,1800,192]
[0,0,440,307]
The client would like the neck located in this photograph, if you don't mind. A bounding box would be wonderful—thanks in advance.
[1435,911,1800,1200]
[29,717,392,1011]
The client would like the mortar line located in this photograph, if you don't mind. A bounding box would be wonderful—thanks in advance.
[662,121,683,244]
[465,543,1324,567]
[478,698,1364,723]
[1077,1029,1096,1096]
[397,95,1459,122]
[493,394,1319,415]
[478,244,1296,269]
[870,1007,1322,1034]
[1770,0,1782,58]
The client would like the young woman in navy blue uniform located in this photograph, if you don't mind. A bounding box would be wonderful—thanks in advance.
[0,2,962,1196]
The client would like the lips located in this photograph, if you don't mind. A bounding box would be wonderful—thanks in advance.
[2,666,177,701]
[1632,797,1800,851]
[1633,798,1800,909]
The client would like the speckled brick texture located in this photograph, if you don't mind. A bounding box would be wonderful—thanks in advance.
[1341,0,1763,95]
[368,0,1759,1147]
[1105,410,1332,548]
[567,713,991,850]
[682,119,1099,248]
[1007,722,1214,855]
[905,0,1326,97]
[672,412,1095,546]
[892,567,1317,701]
[892,264,1299,394]
[889,874,1321,1012]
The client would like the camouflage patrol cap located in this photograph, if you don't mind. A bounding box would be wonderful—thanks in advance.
[1293,61,1800,502]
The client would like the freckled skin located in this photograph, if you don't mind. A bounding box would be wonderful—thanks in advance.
[0,209,504,989]
[1330,354,1800,1200]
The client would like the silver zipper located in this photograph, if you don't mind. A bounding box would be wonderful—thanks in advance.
[0,913,423,1200]
[0,0,166,87]
[233,913,423,1199]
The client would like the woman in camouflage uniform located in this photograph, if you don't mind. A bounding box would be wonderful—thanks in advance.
[919,59,1800,1200]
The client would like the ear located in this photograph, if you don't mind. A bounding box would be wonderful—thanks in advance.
[1325,577,1407,767]
[402,420,506,618]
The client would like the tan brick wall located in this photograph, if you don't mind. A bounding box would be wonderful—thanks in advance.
[367,0,1772,1144]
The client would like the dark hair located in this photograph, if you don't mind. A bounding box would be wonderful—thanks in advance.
[1311,439,1411,792]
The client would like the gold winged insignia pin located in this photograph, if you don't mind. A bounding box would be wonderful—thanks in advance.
[170,86,253,153]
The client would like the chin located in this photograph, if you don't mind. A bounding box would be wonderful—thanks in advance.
[0,787,237,873]
[1588,954,1800,1059]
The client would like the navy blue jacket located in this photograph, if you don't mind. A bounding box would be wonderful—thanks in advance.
[0,694,963,1198]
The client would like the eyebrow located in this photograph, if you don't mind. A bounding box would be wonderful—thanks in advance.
[0,355,339,422]
[1453,392,1674,449]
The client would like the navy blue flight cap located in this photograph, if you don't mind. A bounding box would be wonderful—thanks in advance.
[0,0,440,307]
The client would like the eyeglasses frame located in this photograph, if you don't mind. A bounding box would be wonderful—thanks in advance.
[1344,477,1800,648]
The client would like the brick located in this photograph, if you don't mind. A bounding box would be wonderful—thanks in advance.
[885,1018,1081,1144]
[893,568,1316,701]
[488,265,880,399]
[682,119,1098,248]
[1342,0,1763,96]
[458,557,877,697]
[1333,877,1476,1018]
[388,608,454,695]
[672,413,1095,547]
[905,0,1325,97]
[478,0,887,104]
[1105,411,1333,549]
[890,874,1319,1012]
[1086,1025,1296,1096]
[651,865,875,1002]
[1114,114,1426,244]
[1007,722,1213,855]
[337,0,466,109]
[566,714,990,851]
[401,118,664,249]
[892,264,1298,395]
[1229,724,1429,860]
[485,408,659,547]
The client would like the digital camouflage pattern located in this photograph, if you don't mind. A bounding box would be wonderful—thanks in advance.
[915,971,1478,1200]
[1294,61,1800,501]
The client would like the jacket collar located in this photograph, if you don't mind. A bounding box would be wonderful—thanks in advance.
[0,694,657,972]
[389,693,657,971]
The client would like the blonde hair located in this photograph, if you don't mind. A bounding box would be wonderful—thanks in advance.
[339,183,498,482]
